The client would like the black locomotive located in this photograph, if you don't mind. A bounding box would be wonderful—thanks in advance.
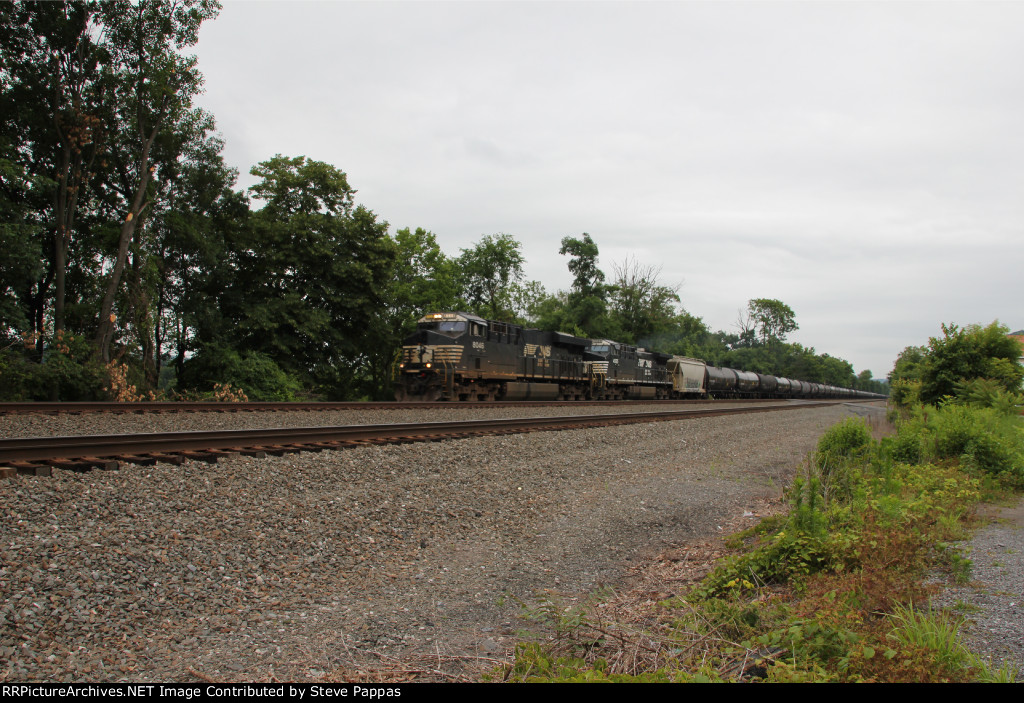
[396,311,884,402]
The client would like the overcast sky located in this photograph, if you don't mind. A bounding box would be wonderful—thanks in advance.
[191,0,1024,379]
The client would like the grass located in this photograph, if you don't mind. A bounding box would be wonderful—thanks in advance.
[500,407,1023,683]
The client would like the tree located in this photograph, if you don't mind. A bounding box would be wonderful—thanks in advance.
[888,345,927,383]
[608,257,680,344]
[747,298,798,345]
[457,233,525,320]
[560,233,605,298]
[558,233,612,336]
[389,227,461,324]
[0,149,45,339]
[1,1,107,345]
[93,0,222,362]
[147,130,246,387]
[233,155,395,397]
[918,322,1023,404]
[1,0,223,398]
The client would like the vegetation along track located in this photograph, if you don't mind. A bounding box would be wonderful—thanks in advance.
[1,400,869,476]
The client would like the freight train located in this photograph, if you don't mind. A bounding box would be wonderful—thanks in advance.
[395,311,884,402]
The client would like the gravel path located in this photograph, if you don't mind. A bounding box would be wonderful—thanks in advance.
[931,498,1024,680]
[0,401,898,682]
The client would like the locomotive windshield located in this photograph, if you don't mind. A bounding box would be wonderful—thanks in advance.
[589,344,610,353]
[419,320,467,337]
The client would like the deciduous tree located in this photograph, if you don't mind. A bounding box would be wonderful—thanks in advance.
[608,257,680,344]
[236,155,395,397]
[747,298,798,345]
[457,233,524,321]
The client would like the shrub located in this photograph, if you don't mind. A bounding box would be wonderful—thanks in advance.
[954,377,1023,416]
[179,346,302,401]
[889,379,922,409]
[930,405,1022,481]
[816,418,875,466]
[0,332,110,400]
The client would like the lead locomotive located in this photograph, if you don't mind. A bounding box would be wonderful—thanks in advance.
[396,312,589,400]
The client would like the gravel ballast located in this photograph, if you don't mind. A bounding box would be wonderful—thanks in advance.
[11,400,1007,682]
[0,401,785,440]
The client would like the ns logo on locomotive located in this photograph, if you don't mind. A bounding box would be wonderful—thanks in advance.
[396,312,884,402]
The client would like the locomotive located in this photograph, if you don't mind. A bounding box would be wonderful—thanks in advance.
[395,311,884,402]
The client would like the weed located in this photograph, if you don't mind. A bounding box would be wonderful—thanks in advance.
[887,604,986,678]
[949,551,973,584]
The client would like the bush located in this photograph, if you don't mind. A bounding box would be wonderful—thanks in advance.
[179,346,303,401]
[954,377,1023,416]
[884,404,1023,485]
[881,430,922,465]
[816,417,874,467]
[0,332,108,400]
[889,379,922,409]
[919,322,1023,405]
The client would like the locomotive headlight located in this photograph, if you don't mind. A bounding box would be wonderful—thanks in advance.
[399,363,404,368]
[425,362,432,368]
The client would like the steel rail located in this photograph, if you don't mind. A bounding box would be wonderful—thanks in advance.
[0,401,872,467]
[0,397,856,415]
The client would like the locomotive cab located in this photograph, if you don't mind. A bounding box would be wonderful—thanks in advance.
[396,312,484,399]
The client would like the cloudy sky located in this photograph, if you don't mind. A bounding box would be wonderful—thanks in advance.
[191,1,1024,379]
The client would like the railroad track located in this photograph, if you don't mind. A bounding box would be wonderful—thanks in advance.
[0,397,820,415]
[0,400,879,477]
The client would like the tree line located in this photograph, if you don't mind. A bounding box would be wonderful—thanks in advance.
[0,1,884,401]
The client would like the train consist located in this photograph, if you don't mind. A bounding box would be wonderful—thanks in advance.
[396,311,885,402]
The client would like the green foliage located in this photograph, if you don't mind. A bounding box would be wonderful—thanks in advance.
[502,406,1022,683]
[887,604,996,678]
[457,233,525,321]
[903,405,1023,484]
[888,345,927,383]
[918,322,1023,405]
[180,345,302,401]
[0,331,107,401]
[694,521,852,599]
[881,403,1024,485]
[816,417,874,468]
[889,379,922,409]
[747,298,798,345]
[504,643,684,682]
[559,233,605,300]
[748,617,865,678]
[0,151,45,339]
[550,233,614,336]
[233,155,396,398]
[607,257,681,344]
[954,377,1023,415]
[946,549,973,585]
[2,0,224,391]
